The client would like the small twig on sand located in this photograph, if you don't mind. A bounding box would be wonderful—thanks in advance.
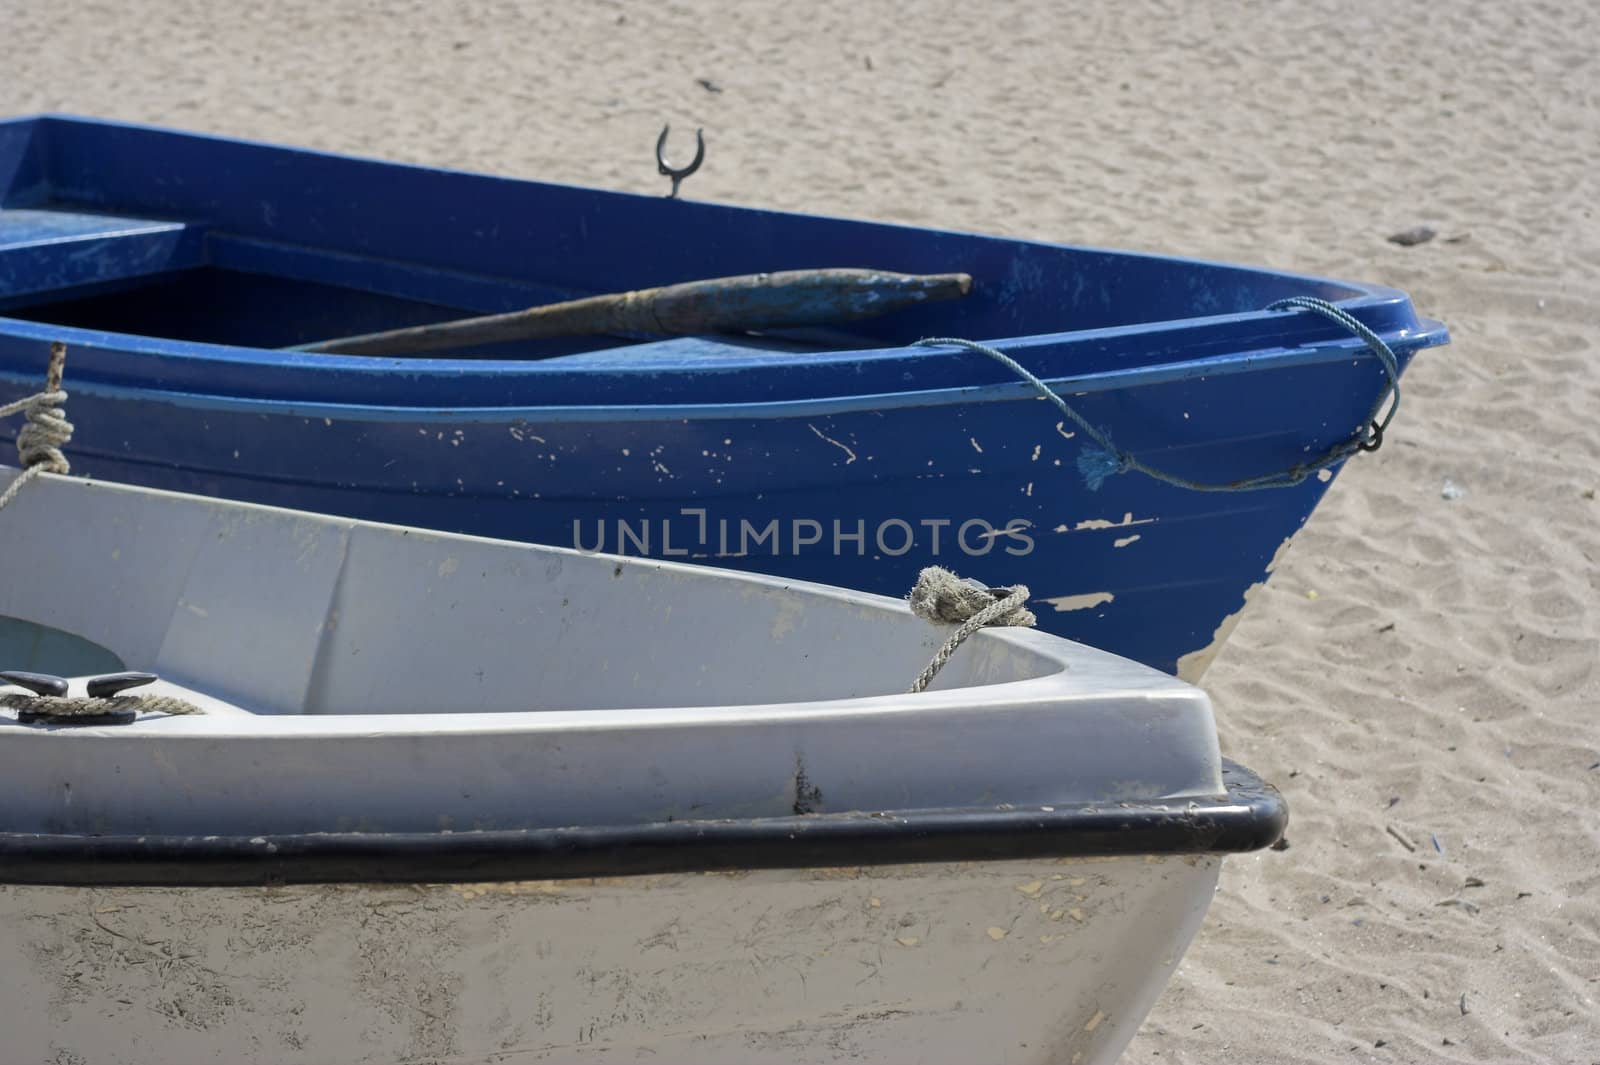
[1386,824,1417,852]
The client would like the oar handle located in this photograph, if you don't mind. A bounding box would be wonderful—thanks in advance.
[296,268,973,356]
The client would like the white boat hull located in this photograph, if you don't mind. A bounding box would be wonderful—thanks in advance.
[4,855,1218,1065]
[0,468,1283,1061]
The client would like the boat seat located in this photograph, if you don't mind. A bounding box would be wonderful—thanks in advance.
[0,207,206,311]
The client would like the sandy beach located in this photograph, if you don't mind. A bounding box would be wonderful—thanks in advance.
[3,0,1596,1061]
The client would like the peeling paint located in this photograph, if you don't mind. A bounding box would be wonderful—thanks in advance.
[1175,536,1296,682]
[1041,591,1115,613]
[1073,513,1156,532]
[1113,534,1141,548]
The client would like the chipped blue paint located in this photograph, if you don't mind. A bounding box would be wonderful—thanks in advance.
[0,115,1450,675]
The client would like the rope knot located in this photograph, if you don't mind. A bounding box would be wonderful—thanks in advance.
[0,342,72,514]
[15,386,72,474]
[908,566,1036,627]
[907,567,1035,693]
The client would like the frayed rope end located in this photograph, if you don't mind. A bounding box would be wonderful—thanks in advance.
[1076,445,1128,491]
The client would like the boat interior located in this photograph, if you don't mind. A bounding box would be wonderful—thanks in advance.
[0,470,1223,835]
[0,471,1100,716]
[0,116,1363,368]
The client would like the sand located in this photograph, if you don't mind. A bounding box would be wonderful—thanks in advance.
[3,0,1596,1061]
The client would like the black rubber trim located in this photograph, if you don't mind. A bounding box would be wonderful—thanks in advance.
[0,759,1285,887]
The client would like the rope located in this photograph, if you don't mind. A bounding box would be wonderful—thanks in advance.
[0,342,72,512]
[0,692,205,720]
[915,296,1402,492]
[907,566,1036,693]
[0,343,199,725]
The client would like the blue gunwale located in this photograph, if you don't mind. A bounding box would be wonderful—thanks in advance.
[0,326,1415,424]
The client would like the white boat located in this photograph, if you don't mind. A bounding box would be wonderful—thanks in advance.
[0,468,1283,1065]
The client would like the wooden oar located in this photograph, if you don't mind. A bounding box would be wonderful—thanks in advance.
[292,268,973,356]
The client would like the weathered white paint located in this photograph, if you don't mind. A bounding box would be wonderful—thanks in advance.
[2,855,1221,1065]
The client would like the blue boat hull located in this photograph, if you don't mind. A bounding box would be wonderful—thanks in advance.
[0,116,1448,676]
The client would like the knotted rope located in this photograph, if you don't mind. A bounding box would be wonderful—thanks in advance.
[0,342,73,512]
[915,296,1402,493]
[0,692,204,720]
[0,348,204,723]
[907,566,1036,693]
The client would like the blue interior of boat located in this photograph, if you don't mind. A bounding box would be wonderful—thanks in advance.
[0,116,1354,324]
[0,113,1425,410]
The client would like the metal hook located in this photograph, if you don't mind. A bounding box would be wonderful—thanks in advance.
[656,124,705,199]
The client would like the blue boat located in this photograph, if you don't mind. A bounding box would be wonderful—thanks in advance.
[0,115,1448,677]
